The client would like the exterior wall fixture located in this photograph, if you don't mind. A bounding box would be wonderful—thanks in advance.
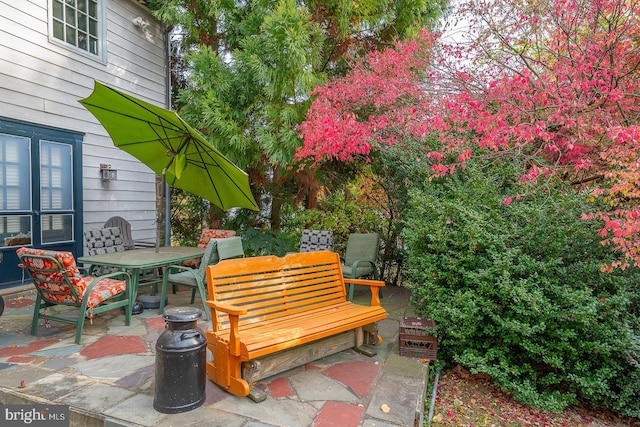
[132,16,149,30]
[100,164,118,181]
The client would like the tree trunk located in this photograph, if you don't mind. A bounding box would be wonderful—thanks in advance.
[271,166,283,230]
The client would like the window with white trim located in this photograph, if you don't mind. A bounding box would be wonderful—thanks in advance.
[50,0,103,57]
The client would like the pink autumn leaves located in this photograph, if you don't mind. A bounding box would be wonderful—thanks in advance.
[296,30,436,163]
[296,0,640,267]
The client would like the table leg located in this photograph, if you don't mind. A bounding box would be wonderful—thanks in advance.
[129,267,141,313]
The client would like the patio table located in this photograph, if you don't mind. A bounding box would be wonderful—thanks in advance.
[78,246,204,312]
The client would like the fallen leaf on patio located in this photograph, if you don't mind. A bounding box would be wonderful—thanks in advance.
[381,404,390,413]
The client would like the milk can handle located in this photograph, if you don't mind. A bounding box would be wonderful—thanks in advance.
[180,331,201,340]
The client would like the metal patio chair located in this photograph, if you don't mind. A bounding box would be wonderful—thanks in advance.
[341,233,381,301]
[183,229,237,268]
[159,236,244,319]
[16,247,131,344]
[299,230,334,252]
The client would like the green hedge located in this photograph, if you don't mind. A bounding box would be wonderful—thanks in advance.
[403,163,640,416]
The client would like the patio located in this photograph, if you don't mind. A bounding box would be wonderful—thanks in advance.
[0,284,427,427]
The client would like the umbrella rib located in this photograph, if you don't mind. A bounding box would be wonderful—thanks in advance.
[81,84,191,156]
[191,138,256,208]
[81,81,259,211]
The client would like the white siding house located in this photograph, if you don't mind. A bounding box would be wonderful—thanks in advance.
[0,0,169,289]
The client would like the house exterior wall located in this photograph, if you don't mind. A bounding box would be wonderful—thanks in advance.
[0,0,167,248]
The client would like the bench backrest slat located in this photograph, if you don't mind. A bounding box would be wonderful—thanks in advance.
[206,251,348,331]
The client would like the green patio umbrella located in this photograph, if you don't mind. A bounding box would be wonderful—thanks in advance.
[79,81,259,249]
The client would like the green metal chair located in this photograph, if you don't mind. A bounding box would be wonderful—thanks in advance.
[16,247,132,344]
[341,233,381,301]
[159,237,244,319]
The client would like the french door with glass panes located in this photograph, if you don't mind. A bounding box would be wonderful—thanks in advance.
[0,118,83,290]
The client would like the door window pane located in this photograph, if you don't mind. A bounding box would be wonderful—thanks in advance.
[40,141,72,211]
[0,134,31,211]
[41,214,73,244]
[0,215,32,247]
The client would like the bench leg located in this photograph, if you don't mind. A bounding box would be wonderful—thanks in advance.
[247,388,267,403]
[240,361,267,402]
[208,342,251,397]
[363,323,383,346]
[354,325,379,357]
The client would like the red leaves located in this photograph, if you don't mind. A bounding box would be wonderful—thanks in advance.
[297,0,640,267]
[296,30,436,164]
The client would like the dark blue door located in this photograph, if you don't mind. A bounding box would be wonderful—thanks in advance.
[0,117,83,290]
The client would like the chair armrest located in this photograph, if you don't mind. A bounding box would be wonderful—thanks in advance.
[344,278,385,288]
[344,278,385,306]
[165,264,196,275]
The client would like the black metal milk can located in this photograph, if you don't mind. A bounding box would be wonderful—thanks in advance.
[153,306,207,413]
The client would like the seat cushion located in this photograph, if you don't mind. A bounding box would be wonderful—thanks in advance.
[342,263,375,278]
[82,276,128,310]
[167,270,198,286]
[198,229,236,247]
[17,247,87,302]
[84,227,126,255]
[299,230,333,252]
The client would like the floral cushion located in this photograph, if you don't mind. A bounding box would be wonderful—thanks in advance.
[16,247,126,315]
[82,276,128,311]
[198,229,236,246]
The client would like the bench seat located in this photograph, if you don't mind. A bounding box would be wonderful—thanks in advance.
[205,250,387,400]
[211,301,387,358]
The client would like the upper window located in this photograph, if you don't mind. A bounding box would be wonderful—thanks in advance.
[50,0,104,59]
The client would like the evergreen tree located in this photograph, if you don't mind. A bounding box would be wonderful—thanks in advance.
[148,0,446,229]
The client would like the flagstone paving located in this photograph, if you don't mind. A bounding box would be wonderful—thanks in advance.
[0,285,428,427]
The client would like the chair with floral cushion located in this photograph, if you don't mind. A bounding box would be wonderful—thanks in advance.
[182,229,237,268]
[16,247,132,344]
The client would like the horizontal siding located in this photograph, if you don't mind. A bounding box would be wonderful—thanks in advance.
[0,0,169,249]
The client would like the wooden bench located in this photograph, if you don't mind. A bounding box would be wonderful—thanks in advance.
[205,250,387,401]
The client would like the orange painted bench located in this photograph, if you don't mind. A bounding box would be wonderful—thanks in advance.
[205,250,387,401]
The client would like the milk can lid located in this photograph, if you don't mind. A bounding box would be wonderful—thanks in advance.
[162,306,203,322]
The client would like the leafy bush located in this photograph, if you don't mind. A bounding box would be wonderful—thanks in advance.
[238,227,298,257]
[284,171,386,255]
[403,162,640,416]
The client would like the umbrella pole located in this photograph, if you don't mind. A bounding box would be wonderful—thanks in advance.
[156,170,166,253]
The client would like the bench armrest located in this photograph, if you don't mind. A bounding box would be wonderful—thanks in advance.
[206,300,248,316]
[344,278,385,306]
[205,300,248,356]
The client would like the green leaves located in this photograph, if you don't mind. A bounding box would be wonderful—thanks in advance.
[403,161,640,416]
